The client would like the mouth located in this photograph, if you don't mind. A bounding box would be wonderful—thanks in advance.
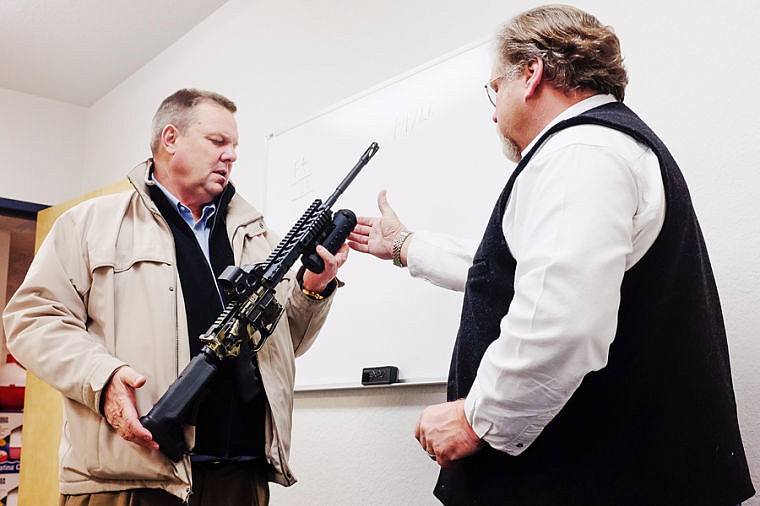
[212,165,230,181]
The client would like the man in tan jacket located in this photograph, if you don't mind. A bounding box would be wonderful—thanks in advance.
[3,89,348,505]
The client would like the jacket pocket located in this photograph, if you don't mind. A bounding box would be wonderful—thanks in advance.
[86,244,173,352]
[84,244,181,425]
[65,402,180,483]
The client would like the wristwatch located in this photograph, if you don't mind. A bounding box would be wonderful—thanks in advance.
[392,230,412,268]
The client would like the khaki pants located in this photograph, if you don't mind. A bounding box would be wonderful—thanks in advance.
[60,461,270,506]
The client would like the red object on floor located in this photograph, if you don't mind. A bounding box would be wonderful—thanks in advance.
[0,354,25,410]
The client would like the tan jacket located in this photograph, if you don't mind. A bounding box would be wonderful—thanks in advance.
[3,162,334,500]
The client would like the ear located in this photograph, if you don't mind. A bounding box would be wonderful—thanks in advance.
[161,125,179,154]
[524,58,544,99]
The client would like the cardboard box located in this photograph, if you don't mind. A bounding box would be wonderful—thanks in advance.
[0,411,22,440]
[0,473,18,506]
[0,411,22,506]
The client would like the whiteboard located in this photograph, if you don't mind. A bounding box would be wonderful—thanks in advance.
[265,41,514,389]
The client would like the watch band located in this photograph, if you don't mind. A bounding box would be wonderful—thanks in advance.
[301,287,325,300]
[392,230,412,267]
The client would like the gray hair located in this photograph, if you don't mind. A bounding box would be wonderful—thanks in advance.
[150,88,237,155]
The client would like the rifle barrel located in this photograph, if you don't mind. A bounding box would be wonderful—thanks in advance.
[324,142,379,208]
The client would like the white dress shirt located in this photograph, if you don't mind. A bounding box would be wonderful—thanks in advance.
[407,95,665,455]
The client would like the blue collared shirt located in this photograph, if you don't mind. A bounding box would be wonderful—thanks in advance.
[149,172,224,304]
[149,175,217,261]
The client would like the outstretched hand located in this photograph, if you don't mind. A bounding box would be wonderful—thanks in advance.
[348,190,407,260]
[103,366,159,451]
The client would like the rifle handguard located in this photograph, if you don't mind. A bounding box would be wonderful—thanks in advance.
[301,209,357,273]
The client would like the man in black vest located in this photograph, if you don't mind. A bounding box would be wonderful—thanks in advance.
[348,5,754,505]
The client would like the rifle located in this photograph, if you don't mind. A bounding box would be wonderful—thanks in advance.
[139,142,379,461]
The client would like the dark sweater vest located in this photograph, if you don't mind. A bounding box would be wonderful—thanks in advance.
[150,183,266,459]
[435,102,754,505]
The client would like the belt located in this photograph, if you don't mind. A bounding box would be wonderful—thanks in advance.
[191,457,269,471]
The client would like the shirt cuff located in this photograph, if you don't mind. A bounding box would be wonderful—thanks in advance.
[464,386,492,439]
[464,378,541,456]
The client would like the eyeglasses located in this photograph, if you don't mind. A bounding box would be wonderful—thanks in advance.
[484,76,504,107]
[484,66,522,106]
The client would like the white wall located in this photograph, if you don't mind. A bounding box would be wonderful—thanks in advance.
[0,88,86,205]
[17,0,760,504]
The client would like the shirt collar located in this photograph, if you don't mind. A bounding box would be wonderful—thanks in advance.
[148,167,217,225]
[521,94,617,155]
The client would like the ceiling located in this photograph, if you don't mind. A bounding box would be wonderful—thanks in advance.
[0,0,230,106]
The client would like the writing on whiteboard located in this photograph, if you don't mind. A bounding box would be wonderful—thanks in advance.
[289,156,314,202]
[394,104,433,140]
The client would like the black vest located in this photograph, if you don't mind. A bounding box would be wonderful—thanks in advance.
[150,183,266,459]
[435,102,754,505]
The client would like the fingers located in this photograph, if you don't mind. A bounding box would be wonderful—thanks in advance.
[302,244,349,293]
[354,216,378,227]
[377,189,396,218]
[347,225,372,253]
[414,400,484,467]
[415,410,429,448]
[348,227,370,253]
[103,367,159,451]
[416,414,436,461]
[330,243,350,268]
[351,223,374,236]
[316,243,349,270]
[352,193,404,261]
[347,231,368,244]
[120,367,147,389]
[347,241,369,253]
[116,410,158,451]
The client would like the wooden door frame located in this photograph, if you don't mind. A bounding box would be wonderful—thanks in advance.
[16,179,131,506]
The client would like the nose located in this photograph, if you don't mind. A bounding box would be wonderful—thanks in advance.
[222,146,238,163]
[492,111,498,124]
